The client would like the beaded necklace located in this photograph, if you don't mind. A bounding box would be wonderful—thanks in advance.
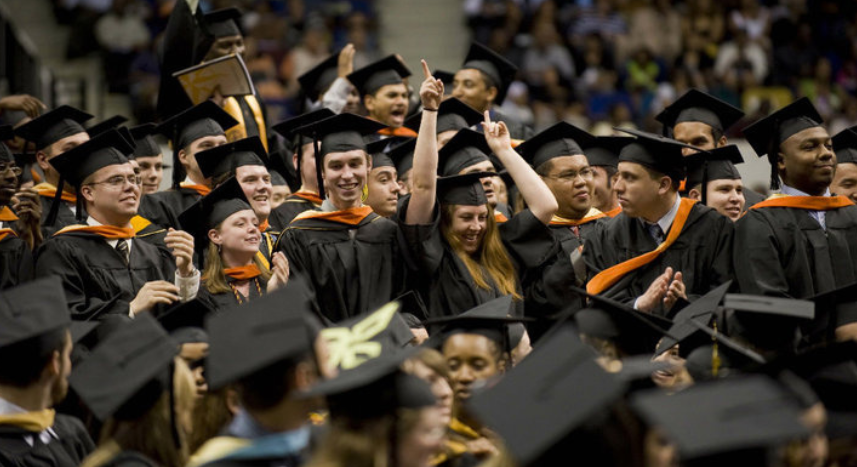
[229,278,263,304]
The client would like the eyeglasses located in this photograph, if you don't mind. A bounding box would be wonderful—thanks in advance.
[545,167,594,181]
[0,163,22,176]
[87,175,143,188]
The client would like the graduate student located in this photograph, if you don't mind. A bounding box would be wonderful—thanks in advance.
[298,46,363,115]
[0,277,95,467]
[831,127,857,202]
[14,105,92,236]
[684,145,747,221]
[0,128,36,289]
[401,61,558,319]
[179,177,288,312]
[364,140,401,218]
[583,129,734,316]
[583,136,629,217]
[34,129,199,320]
[737,98,857,341]
[275,112,405,324]
[347,55,414,138]
[140,102,238,230]
[127,124,165,196]
[270,109,335,226]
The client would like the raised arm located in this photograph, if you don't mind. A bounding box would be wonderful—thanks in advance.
[482,112,558,224]
[405,60,444,225]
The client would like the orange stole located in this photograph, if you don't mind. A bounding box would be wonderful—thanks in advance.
[34,183,76,203]
[603,206,623,218]
[53,224,136,239]
[223,264,262,281]
[0,206,18,222]
[550,208,606,227]
[586,198,698,295]
[293,206,374,226]
[179,182,211,197]
[259,219,269,232]
[494,212,508,223]
[749,194,854,211]
[293,191,323,206]
[0,228,17,242]
[377,127,418,138]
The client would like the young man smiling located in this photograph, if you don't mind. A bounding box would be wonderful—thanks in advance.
[737,98,857,342]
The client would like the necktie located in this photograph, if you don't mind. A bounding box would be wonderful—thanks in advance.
[648,223,665,245]
[569,225,580,237]
[116,239,130,265]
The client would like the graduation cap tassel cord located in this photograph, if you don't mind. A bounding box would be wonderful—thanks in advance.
[313,132,325,200]
[768,119,781,191]
[45,176,65,227]
[168,360,182,451]
[711,320,721,378]
[75,189,85,224]
[701,160,709,206]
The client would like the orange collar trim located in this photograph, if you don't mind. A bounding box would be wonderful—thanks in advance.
[293,206,374,226]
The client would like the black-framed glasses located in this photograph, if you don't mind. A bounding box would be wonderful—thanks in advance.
[0,163,22,176]
[544,167,594,181]
[87,175,143,188]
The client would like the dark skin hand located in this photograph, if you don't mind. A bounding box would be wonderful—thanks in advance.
[10,187,43,250]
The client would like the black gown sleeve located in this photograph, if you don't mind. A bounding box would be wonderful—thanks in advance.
[498,209,559,272]
[396,196,445,274]
[733,210,792,297]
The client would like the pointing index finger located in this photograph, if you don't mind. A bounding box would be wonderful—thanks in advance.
[421,59,432,80]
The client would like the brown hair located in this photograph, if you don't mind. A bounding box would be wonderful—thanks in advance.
[81,358,196,467]
[202,239,272,294]
[440,205,520,300]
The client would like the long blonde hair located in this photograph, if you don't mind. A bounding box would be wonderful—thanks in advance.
[203,240,272,294]
[80,358,197,467]
[440,205,520,300]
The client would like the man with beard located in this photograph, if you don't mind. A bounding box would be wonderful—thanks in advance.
[0,277,95,466]
[347,55,414,142]
[34,130,199,321]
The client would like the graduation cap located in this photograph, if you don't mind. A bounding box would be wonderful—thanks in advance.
[157,298,212,346]
[515,122,590,170]
[294,112,387,199]
[178,176,252,251]
[195,136,267,181]
[423,295,530,353]
[436,172,491,206]
[14,105,93,150]
[655,89,745,136]
[206,281,314,390]
[49,128,134,189]
[388,138,417,177]
[655,282,733,357]
[129,123,162,159]
[271,109,336,150]
[460,42,518,105]
[631,375,810,461]
[437,128,491,176]
[0,276,71,349]
[300,347,435,420]
[157,101,238,150]
[365,139,396,169]
[434,70,455,90]
[403,98,483,135]
[742,97,824,190]
[202,8,242,38]
[395,290,429,322]
[467,324,625,467]
[724,293,815,353]
[0,125,14,163]
[581,136,633,168]
[615,128,700,183]
[682,319,766,381]
[69,313,179,421]
[685,145,744,204]
[320,301,414,371]
[832,126,857,166]
[86,115,129,138]
[297,53,341,102]
[346,55,412,98]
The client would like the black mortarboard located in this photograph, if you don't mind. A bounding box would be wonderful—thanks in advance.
[14,105,93,150]
[206,282,313,390]
[437,128,491,176]
[682,320,766,381]
[195,136,266,180]
[424,296,529,353]
[403,98,483,135]
[365,139,396,169]
[129,123,162,159]
[581,136,632,168]
[347,55,412,98]
[49,128,135,188]
[685,145,744,205]
[395,290,429,322]
[615,128,698,183]
[832,127,857,165]
[742,98,824,190]
[388,138,417,176]
[0,125,14,163]
[298,53,341,102]
[516,122,589,170]
[178,176,252,250]
[301,347,435,420]
[272,109,336,150]
[656,89,745,135]
[655,282,732,357]
[69,314,179,421]
[724,294,814,353]
[295,113,386,199]
[631,376,810,461]
[434,70,455,90]
[320,302,413,371]
[202,8,242,38]
[0,276,71,348]
[467,325,625,467]
[70,321,99,344]
[460,42,518,105]
[156,101,238,150]
[436,172,490,206]
[87,115,129,138]
[157,298,212,346]
[571,287,673,356]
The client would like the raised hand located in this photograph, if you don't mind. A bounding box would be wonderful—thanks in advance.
[663,270,687,312]
[165,228,195,277]
[481,110,511,154]
[338,43,356,78]
[267,251,290,293]
[11,187,43,250]
[130,280,180,316]
[0,94,46,118]
[636,267,673,313]
[419,59,444,111]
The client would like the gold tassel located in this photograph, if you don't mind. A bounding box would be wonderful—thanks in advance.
[711,321,721,377]
[361,183,369,202]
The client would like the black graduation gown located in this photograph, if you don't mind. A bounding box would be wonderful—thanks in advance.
[583,203,734,317]
[38,197,79,238]
[137,188,202,230]
[99,451,158,467]
[197,276,267,313]
[34,232,178,320]
[275,210,404,324]
[0,414,95,467]
[0,232,33,290]
[734,204,857,329]
[271,194,321,228]
[397,198,558,319]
